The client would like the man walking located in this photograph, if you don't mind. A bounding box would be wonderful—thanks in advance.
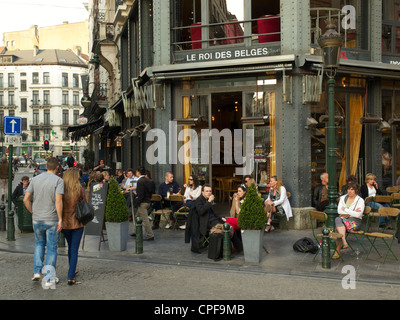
[24,157,64,285]
[133,167,155,240]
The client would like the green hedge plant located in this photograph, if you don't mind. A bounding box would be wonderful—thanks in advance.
[238,183,266,230]
[105,178,129,223]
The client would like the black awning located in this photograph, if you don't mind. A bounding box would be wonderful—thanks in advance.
[68,118,104,140]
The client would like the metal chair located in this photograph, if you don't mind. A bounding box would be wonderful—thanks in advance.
[168,194,187,229]
[345,206,371,253]
[309,210,344,262]
[364,207,400,263]
[149,194,172,231]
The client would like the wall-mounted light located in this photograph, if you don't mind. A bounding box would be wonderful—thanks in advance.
[241,115,269,125]
[360,116,382,125]
[89,38,120,70]
[305,117,318,130]
[378,120,391,132]
[389,118,400,126]
[319,115,343,124]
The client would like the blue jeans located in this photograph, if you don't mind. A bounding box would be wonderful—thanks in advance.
[62,227,84,280]
[33,221,60,274]
[369,202,390,226]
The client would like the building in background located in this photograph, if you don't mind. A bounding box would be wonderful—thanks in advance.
[0,47,88,159]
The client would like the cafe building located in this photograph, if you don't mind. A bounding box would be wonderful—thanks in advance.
[81,0,400,214]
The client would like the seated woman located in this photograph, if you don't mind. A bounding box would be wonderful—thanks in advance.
[360,173,389,227]
[333,182,364,259]
[183,175,202,209]
[264,176,293,232]
[229,184,247,218]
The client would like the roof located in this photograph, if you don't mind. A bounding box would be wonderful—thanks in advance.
[0,49,88,67]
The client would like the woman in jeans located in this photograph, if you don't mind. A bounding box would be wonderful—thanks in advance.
[62,168,86,285]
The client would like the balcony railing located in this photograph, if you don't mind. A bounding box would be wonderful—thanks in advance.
[171,15,281,51]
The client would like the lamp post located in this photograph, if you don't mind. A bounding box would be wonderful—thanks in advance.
[318,20,344,230]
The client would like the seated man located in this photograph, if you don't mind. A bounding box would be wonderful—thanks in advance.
[185,184,242,253]
[313,172,329,211]
[153,171,182,229]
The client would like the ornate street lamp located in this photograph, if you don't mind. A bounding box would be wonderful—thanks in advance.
[318,20,344,230]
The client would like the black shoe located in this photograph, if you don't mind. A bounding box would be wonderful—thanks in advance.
[130,233,136,237]
[144,237,154,241]
[152,225,159,230]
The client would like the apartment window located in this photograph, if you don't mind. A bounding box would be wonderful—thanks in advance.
[32,90,40,105]
[62,110,69,125]
[33,129,40,141]
[0,93,3,106]
[32,72,39,84]
[9,110,14,117]
[21,98,27,112]
[20,79,27,91]
[0,74,3,88]
[73,92,79,106]
[62,73,68,87]
[8,73,14,87]
[8,92,14,106]
[73,74,79,88]
[0,111,4,127]
[33,110,39,125]
[22,118,27,131]
[43,72,50,84]
[43,90,50,105]
[383,0,400,54]
[62,91,69,105]
[73,110,80,125]
[44,110,50,125]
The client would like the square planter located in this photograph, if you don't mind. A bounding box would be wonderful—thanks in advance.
[241,229,264,263]
[105,221,129,251]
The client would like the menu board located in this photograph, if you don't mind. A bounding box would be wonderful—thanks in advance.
[84,182,108,236]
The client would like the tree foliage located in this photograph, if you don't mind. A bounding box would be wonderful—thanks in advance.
[238,183,266,230]
[105,178,129,223]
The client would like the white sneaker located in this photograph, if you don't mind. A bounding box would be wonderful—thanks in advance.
[45,277,59,287]
[165,224,171,229]
[179,225,186,230]
[32,273,41,281]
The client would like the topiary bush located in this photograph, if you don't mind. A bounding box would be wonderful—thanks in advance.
[238,183,266,230]
[105,178,129,223]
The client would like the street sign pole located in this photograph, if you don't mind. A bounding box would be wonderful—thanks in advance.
[8,144,12,213]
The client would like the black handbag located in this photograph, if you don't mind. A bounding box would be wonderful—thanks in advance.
[75,199,94,225]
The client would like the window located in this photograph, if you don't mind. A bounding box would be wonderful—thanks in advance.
[32,72,39,84]
[73,110,80,124]
[33,129,40,141]
[0,93,3,106]
[311,0,369,51]
[62,73,68,87]
[73,74,79,88]
[62,110,69,125]
[62,91,69,105]
[22,118,27,131]
[8,73,14,87]
[32,90,40,105]
[21,98,27,112]
[0,111,4,127]
[43,72,50,84]
[0,74,3,88]
[33,110,39,125]
[171,0,280,50]
[44,110,50,125]
[383,0,400,55]
[73,92,79,106]
[43,90,50,105]
[20,79,27,91]
[8,92,14,106]
[9,110,14,117]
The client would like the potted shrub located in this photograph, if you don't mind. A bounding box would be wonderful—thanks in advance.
[105,178,130,251]
[238,183,266,263]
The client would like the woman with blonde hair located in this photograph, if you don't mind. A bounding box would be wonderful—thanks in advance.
[62,168,87,285]
[264,176,292,232]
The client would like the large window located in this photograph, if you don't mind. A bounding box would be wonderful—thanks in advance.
[311,0,369,51]
[171,0,280,51]
[382,0,400,55]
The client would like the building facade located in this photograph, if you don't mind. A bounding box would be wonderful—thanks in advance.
[0,48,88,159]
[80,0,400,214]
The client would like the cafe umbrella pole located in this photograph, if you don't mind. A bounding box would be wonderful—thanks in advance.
[7,144,15,241]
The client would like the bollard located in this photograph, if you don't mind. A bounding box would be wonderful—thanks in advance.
[222,223,231,261]
[321,227,331,269]
[7,210,15,241]
[0,204,6,231]
[135,217,143,254]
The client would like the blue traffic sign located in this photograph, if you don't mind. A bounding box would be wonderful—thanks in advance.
[3,116,22,135]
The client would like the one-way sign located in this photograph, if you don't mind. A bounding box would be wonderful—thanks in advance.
[3,116,22,135]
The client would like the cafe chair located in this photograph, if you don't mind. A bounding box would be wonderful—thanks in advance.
[214,178,223,201]
[150,194,172,231]
[390,192,400,209]
[364,207,400,263]
[169,194,187,229]
[222,178,238,205]
[345,206,371,253]
[309,210,344,262]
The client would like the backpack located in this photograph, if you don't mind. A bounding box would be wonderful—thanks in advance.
[293,237,319,254]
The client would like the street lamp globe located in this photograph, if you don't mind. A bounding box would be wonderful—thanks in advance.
[318,20,344,69]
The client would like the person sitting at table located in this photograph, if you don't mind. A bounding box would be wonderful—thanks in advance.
[93,159,106,172]
[230,184,247,218]
[154,171,182,229]
[332,182,364,259]
[183,175,201,208]
[360,173,389,228]
[339,174,357,196]
[264,176,293,232]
